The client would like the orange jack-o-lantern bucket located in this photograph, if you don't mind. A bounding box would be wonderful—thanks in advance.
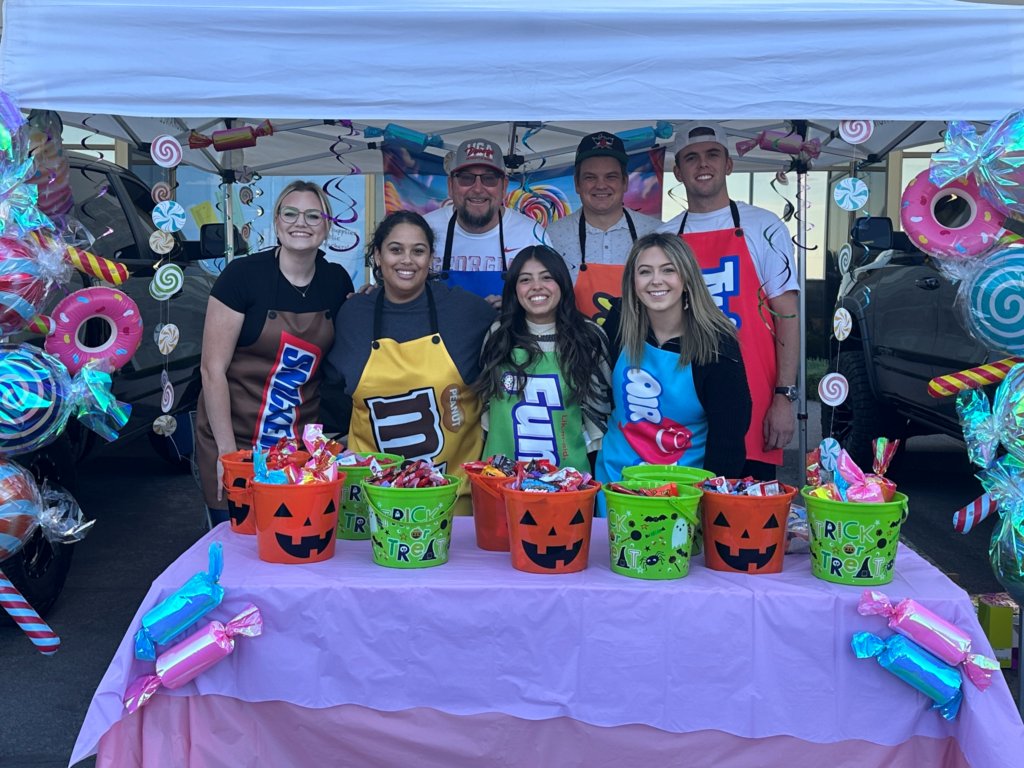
[466,470,510,551]
[220,451,256,535]
[252,474,344,565]
[501,480,601,574]
[700,482,797,574]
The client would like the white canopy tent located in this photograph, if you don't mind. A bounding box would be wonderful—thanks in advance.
[3,0,1024,460]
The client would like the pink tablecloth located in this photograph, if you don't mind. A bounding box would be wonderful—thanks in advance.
[72,519,1024,767]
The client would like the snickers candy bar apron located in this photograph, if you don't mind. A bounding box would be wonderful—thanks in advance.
[348,285,483,516]
[679,201,781,466]
[573,209,637,326]
[196,255,335,509]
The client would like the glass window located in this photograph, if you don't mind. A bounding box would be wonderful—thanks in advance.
[67,167,139,261]
[119,176,159,238]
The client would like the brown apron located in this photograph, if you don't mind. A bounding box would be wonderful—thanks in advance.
[196,256,336,509]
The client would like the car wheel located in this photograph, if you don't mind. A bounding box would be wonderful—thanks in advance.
[821,351,910,471]
[0,435,78,617]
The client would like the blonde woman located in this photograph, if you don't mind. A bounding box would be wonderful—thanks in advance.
[196,180,354,526]
[596,232,751,491]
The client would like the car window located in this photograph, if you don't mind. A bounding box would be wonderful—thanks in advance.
[68,167,140,261]
[119,176,159,239]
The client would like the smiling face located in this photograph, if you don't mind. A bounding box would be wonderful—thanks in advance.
[634,246,685,314]
[673,140,733,206]
[375,222,434,303]
[515,257,561,325]
[575,156,628,218]
[275,190,329,252]
[448,164,508,232]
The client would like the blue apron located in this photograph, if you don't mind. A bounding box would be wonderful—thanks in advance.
[440,210,507,299]
[596,343,707,515]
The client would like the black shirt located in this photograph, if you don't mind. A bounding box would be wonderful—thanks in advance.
[210,248,355,348]
[602,299,752,478]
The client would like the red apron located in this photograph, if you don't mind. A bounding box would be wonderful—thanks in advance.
[573,209,637,326]
[679,201,781,466]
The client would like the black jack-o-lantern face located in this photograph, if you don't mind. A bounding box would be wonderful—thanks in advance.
[517,508,588,571]
[708,510,781,572]
[271,499,337,559]
[228,477,251,527]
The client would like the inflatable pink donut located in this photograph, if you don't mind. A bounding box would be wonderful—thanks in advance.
[900,169,1005,260]
[44,287,144,376]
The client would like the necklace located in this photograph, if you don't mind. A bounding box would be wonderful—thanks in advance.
[284,265,315,298]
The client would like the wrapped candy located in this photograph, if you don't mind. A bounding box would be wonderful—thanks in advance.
[462,454,517,478]
[0,344,130,456]
[808,483,842,501]
[699,476,781,496]
[0,235,72,335]
[188,121,274,153]
[976,455,1024,607]
[606,482,678,497]
[873,438,899,476]
[852,632,963,720]
[858,590,999,689]
[134,542,225,661]
[806,448,823,487]
[834,449,897,503]
[930,113,1024,218]
[124,604,262,713]
[368,458,451,488]
[957,363,1024,469]
[511,462,592,493]
[736,130,822,159]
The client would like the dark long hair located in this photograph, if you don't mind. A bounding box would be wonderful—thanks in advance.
[475,246,604,405]
[365,210,435,284]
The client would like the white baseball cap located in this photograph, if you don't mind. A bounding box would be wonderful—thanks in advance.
[670,121,730,158]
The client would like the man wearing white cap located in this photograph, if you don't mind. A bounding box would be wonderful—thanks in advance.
[546,131,662,323]
[424,138,547,306]
[659,121,799,480]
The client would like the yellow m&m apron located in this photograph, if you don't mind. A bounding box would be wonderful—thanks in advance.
[349,285,482,515]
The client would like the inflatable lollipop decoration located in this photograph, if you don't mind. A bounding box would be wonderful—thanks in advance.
[931,113,1024,218]
[0,343,131,456]
[0,458,93,655]
[960,248,1024,356]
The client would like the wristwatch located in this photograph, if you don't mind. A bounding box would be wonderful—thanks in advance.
[774,385,798,402]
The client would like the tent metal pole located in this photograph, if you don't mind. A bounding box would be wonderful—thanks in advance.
[224,182,235,263]
[797,165,808,467]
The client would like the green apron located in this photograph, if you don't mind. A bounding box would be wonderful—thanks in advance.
[484,349,589,470]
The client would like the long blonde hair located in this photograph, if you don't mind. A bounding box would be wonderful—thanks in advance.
[619,232,737,369]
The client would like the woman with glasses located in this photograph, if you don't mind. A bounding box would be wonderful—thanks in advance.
[195,180,354,527]
[326,210,496,517]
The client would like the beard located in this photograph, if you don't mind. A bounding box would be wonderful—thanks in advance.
[456,199,498,229]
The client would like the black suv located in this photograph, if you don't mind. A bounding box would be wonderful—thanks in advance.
[827,216,990,471]
[5,154,224,613]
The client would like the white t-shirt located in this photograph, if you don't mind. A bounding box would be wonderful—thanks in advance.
[424,206,548,273]
[658,201,799,299]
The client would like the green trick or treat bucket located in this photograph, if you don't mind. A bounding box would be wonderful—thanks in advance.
[803,488,909,586]
[362,477,461,569]
[336,453,403,540]
[603,481,702,580]
[619,465,715,555]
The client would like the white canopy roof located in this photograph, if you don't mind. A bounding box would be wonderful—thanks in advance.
[2,0,1022,176]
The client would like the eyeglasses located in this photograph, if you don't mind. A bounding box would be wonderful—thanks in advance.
[278,207,325,225]
[452,171,504,188]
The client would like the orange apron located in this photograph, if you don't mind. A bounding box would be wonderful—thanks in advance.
[573,209,637,326]
[679,201,781,466]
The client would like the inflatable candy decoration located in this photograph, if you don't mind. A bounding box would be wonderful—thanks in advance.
[851,632,963,721]
[26,110,74,218]
[928,356,1024,398]
[134,542,225,661]
[974,455,1024,609]
[0,571,59,655]
[124,604,262,712]
[0,235,71,335]
[960,248,1024,355]
[858,590,999,689]
[956,362,1024,469]
[188,120,274,153]
[64,245,128,285]
[931,113,1024,218]
[735,130,822,159]
[45,287,144,376]
[900,170,1010,261]
[0,343,131,456]
[953,493,998,533]
[0,460,94,562]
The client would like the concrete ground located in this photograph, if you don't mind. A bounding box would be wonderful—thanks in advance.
[0,404,1020,766]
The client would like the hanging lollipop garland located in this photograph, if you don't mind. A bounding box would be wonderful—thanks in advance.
[150,136,182,169]
[150,181,174,204]
[839,120,874,146]
[153,201,186,233]
[149,230,175,255]
[153,414,177,436]
[834,178,870,212]
[149,264,183,301]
